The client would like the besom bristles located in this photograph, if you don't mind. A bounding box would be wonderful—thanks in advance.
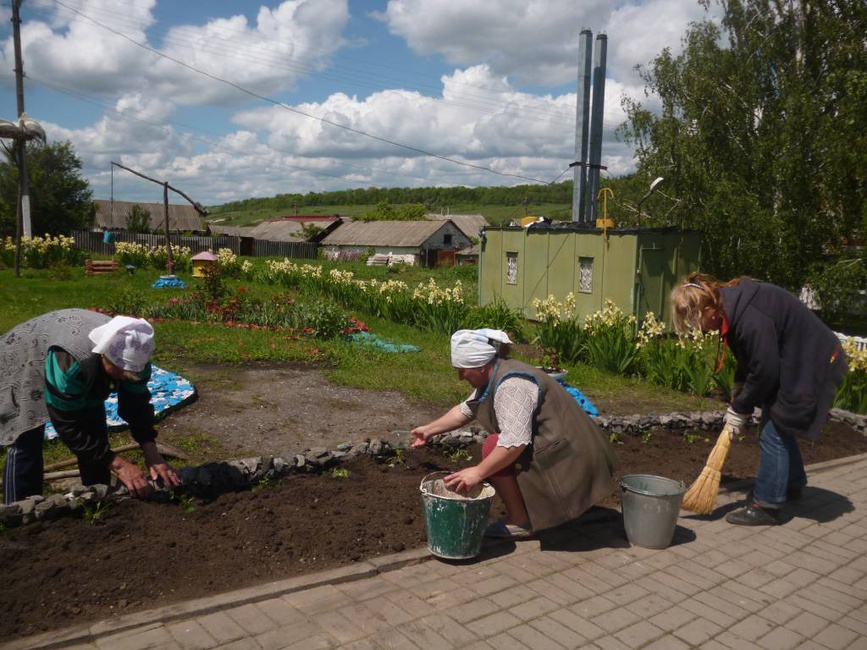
[681,426,733,515]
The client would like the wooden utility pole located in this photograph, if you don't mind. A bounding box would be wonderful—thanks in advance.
[110,161,207,274]
[11,0,29,277]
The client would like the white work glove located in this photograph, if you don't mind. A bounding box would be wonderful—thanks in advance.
[724,406,749,437]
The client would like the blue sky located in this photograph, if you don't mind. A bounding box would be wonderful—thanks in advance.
[0,0,716,207]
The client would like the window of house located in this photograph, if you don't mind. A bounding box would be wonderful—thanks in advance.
[578,257,593,293]
[444,234,453,245]
[506,252,518,285]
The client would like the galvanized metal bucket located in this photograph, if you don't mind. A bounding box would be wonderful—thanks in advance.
[620,474,686,549]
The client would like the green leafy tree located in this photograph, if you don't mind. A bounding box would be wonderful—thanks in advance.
[126,204,151,234]
[0,140,95,237]
[619,0,867,289]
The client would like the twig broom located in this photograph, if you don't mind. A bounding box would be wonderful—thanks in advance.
[681,425,733,514]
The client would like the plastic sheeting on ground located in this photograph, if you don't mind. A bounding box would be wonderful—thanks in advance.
[348,331,420,353]
[44,366,197,440]
[152,275,187,289]
[557,379,599,418]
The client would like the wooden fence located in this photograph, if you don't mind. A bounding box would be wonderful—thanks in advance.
[72,231,318,260]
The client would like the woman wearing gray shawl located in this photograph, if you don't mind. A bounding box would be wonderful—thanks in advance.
[1,309,180,504]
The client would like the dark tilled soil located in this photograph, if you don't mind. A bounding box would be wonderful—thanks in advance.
[2,363,866,641]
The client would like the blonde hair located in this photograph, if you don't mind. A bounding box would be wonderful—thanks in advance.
[670,273,752,333]
[670,272,723,333]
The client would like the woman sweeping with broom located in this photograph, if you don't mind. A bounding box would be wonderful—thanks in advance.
[671,273,848,525]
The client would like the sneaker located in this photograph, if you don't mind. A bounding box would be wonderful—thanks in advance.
[484,520,533,539]
[725,502,783,526]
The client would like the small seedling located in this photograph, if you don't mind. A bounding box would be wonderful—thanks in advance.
[608,432,623,446]
[83,500,113,525]
[388,448,406,468]
[446,447,472,462]
[641,431,653,444]
[251,476,276,492]
[330,467,350,479]
[682,431,700,444]
[170,491,196,512]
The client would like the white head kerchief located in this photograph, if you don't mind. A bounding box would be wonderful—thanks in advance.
[450,329,512,369]
[89,316,155,373]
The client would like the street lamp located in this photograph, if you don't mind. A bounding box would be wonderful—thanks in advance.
[1,113,47,277]
[636,177,664,227]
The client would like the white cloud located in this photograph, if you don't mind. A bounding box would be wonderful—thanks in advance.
[378,0,613,86]
[3,0,719,204]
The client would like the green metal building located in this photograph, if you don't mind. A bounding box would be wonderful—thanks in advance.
[478,223,702,325]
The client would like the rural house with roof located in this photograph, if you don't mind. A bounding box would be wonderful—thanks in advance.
[320,219,472,266]
[94,199,206,233]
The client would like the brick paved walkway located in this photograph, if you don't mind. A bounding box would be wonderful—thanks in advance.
[5,453,867,650]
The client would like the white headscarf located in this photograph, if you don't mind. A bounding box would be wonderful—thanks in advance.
[450,328,513,369]
[89,316,155,373]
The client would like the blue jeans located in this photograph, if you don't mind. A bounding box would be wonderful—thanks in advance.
[753,415,806,509]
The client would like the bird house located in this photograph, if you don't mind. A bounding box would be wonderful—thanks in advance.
[191,251,218,278]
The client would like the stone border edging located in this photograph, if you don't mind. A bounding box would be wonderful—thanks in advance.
[1,408,864,529]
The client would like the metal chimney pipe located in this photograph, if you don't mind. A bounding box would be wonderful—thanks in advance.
[571,29,593,223]
[585,33,608,222]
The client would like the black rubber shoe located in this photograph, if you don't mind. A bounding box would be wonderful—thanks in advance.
[725,502,783,526]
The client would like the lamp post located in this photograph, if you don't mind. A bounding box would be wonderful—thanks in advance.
[636,177,664,227]
[1,114,46,277]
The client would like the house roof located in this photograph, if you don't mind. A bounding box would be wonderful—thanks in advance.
[94,199,205,232]
[209,216,342,242]
[426,213,488,239]
[321,220,455,247]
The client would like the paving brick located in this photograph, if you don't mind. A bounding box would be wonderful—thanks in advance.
[508,623,570,649]
[226,604,281,636]
[812,622,859,650]
[623,592,674,619]
[443,597,501,624]
[487,584,537,609]
[570,595,618,619]
[612,620,665,647]
[361,595,418,627]
[728,614,777,642]
[194,612,247,645]
[760,577,800,600]
[507,595,560,622]
[527,615,588,649]
[335,602,392,637]
[549,608,605,640]
[672,616,724,646]
[523,578,576,606]
[486,631,532,650]
[415,613,480,647]
[679,597,738,628]
[465,610,522,637]
[757,626,805,650]
[633,575,691,605]
[754,599,802,626]
[647,605,694,632]
[382,590,433,619]
[391,618,457,650]
[281,585,352,617]
[641,635,691,650]
[211,639,258,650]
[589,607,641,634]
[309,611,369,645]
[254,620,332,650]
[94,625,178,650]
[166,620,217,650]
[599,582,650,607]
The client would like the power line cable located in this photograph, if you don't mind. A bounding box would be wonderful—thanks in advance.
[52,0,554,185]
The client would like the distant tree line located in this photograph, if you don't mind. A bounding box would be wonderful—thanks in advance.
[208,182,575,217]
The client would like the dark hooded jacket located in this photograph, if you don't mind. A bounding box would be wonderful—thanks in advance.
[721,280,845,439]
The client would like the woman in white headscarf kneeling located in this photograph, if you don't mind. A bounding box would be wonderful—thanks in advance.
[411,329,617,539]
[1,308,181,504]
